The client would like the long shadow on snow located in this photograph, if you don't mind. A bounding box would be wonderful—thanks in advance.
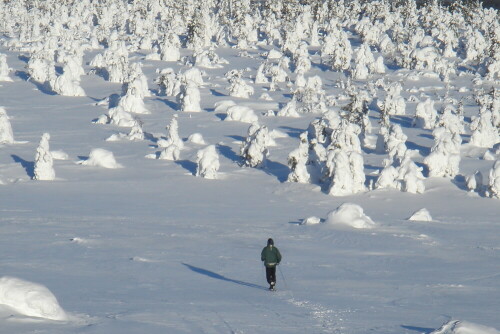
[217,143,242,164]
[182,263,268,291]
[175,160,197,175]
[263,159,289,183]
[15,71,56,96]
[11,155,35,179]
[401,325,435,333]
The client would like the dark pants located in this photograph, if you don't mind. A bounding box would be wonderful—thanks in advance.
[266,267,276,285]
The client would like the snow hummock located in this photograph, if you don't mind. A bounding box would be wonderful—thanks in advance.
[325,203,375,229]
[300,216,321,225]
[78,148,123,168]
[408,208,433,222]
[430,319,500,334]
[0,276,67,321]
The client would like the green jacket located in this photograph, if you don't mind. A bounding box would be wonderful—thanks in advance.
[261,246,282,268]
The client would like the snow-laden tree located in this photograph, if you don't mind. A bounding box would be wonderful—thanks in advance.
[385,124,408,161]
[352,43,374,80]
[294,75,327,114]
[159,114,184,160]
[487,160,500,199]
[33,133,55,181]
[186,3,213,52]
[375,159,400,190]
[94,105,136,128]
[159,31,181,62]
[26,56,56,84]
[196,145,219,179]
[50,64,85,97]
[254,63,269,84]
[226,69,254,99]
[287,132,310,183]
[277,97,300,117]
[127,62,150,97]
[118,80,149,115]
[156,68,181,97]
[127,119,144,141]
[321,26,352,71]
[240,124,269,168]
[326,149,366,196]
[424,127,461,178]
[178,80,202,112]
[464,28,488,63]
[0,54,13,81]
[293,41,311,74]
[469,110,499,148]
[466,170,483,193]
[381,82,406,116]
[413,98,437,129]
[0,107,14,144]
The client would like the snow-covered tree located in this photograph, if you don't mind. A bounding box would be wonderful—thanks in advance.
[156,68,181,97]
[469,110,499,148]
[287,132,310,183]
[326,149,366,196]
[196,145,220,179]
[414,98,438,129]
[226,69,254,99]
[381,83,406,116]
[50,65,86,96]
[0,54,13,81]
[424,127,461,178]
[178,81,202,112]
[0,107,14,144]
[466,170,483,193]
[487,160,500,199]
[33,133,55,181]
[240,124,269,168]
[321,27,352,71]
[159,115,184,160]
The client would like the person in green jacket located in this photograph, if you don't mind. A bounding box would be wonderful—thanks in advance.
[261,238,282,290]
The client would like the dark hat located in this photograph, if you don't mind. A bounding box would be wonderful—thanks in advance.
[267,238,274,246]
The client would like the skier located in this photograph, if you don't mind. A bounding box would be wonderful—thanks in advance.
[261,238,282,290]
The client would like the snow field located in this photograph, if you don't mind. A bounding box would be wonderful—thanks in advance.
[0,0,499,333]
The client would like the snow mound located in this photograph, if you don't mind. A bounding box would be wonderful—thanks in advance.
[408,208,433,222]
[51,150,69,160]
[188,133,206,145]
[78,148,123,168]
[431,320,500,334]
[214,100,236,113]
[0,276,67,321]
[326,203,375,229]
[301,216,321,225]
[225,105,258,123]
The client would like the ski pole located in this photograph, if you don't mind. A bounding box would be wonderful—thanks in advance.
[277,265,289,290]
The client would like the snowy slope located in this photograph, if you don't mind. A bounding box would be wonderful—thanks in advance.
[1,1,500,334]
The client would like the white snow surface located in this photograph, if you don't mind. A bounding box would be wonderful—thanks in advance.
[0,2,499,334]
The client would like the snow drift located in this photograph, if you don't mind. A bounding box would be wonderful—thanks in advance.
[0,276,67,321]
[431,320,500,334]
[78,148,123,168]
[325,203,375,229]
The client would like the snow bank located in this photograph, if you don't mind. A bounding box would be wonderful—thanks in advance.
[408,208,433,221]
[431,320,500,334]
[0,276,67,321]
[325,203,375,229]
[78,148,122,168]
